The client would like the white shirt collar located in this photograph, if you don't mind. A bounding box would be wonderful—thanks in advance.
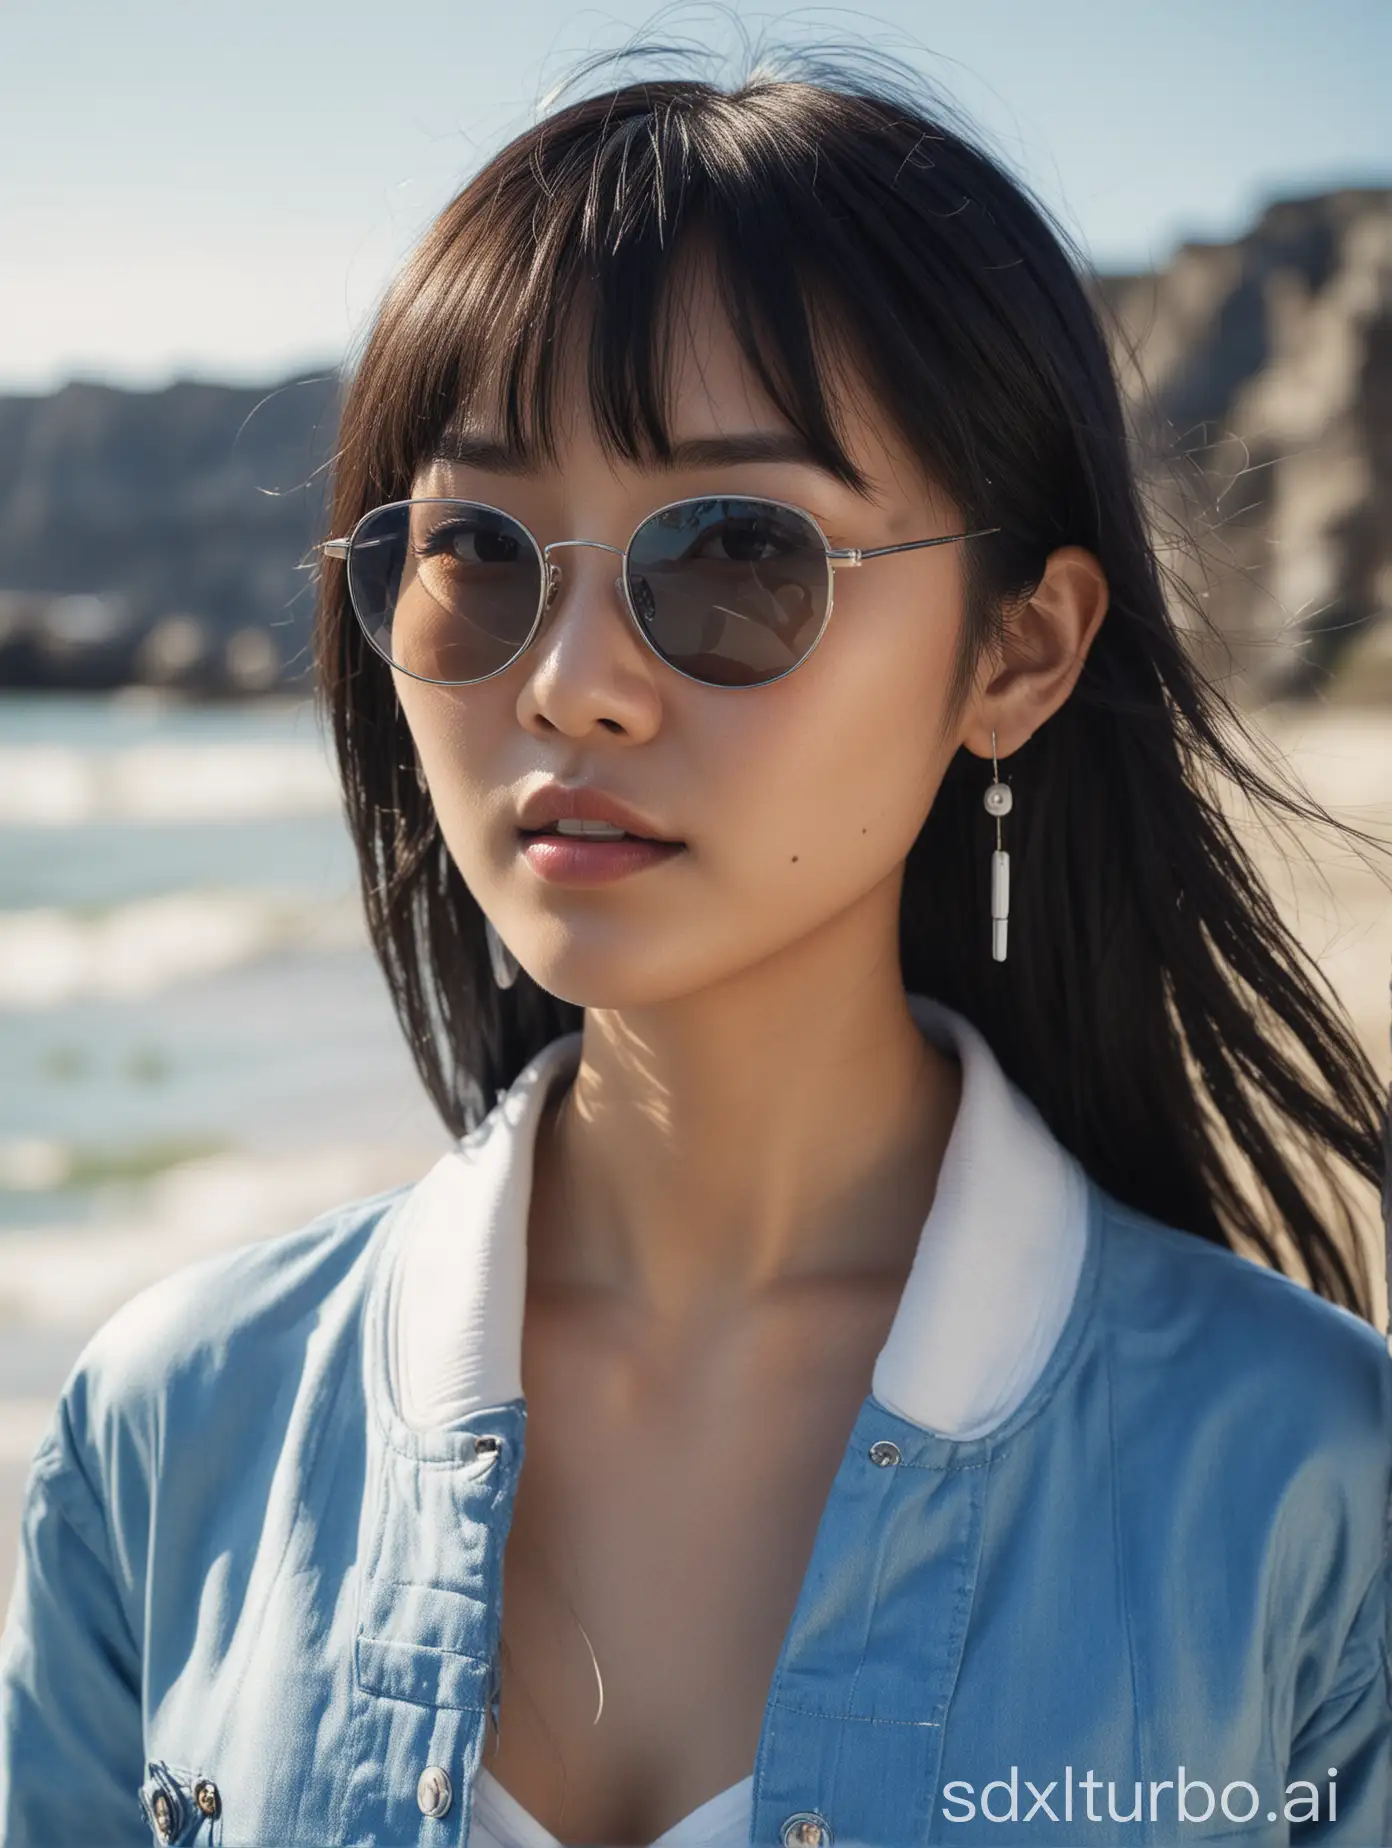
[388,994,1090,1442]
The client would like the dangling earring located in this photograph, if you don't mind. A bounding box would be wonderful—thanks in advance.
[485,917,519,989]
[983,729,1012,963]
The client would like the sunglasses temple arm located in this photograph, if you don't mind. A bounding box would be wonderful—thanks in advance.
[321,539,351,560]
[841,527,1002,565]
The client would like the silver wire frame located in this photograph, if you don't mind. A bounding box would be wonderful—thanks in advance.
[321,496,1000,691]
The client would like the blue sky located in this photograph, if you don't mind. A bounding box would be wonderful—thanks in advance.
[1,0,1387,392]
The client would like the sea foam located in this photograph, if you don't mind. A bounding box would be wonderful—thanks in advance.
[0,888,365,1008]
[0,1142,442,1333]
[0,740,340,825]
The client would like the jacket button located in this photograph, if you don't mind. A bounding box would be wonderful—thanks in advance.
[150,1789,179,1844]
[781,1813,834,1845]
[869,1439,901,1467]
[194,1778,221,1819]
[418,1765,453,1818]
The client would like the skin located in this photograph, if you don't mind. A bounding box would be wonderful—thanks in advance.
[395,270,1108,1844]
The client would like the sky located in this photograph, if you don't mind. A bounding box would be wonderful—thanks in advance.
[0,0,1387,393]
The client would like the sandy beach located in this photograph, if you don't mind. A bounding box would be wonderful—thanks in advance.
[1,701,1389,1619]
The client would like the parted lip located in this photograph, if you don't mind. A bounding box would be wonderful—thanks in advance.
[517,783,681,843]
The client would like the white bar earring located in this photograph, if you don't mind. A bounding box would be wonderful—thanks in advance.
[983,728,1012,963]
[485,917,519,989]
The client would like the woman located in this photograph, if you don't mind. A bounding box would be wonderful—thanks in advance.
[2,56,1389,1848]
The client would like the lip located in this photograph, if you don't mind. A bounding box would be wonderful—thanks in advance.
[516,782,681,843]
[520,835,686,886]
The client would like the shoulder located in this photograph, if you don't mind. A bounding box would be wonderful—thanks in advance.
[39,1178,415,1508]
[1088,1185,1391,1590]
[1093,1185,1391,1430]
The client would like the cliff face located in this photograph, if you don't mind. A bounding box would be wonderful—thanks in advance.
[1099,187,1392,701]
[0,187,1388,697]
[0,375,337,692]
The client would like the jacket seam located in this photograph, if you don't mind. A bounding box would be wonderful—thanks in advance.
[198,1308,359,1847]
[52,1395,144,1669]
[1260,1441,1296,1754]
[33,1459,144,1687]
[1106,1317,1148,1844]
[767,1700,942,1726]
[868,1456,991,1475]
[379,1440,514,1467]
[338,1381,390,1844]
[845,1461,892,1727]
[1289,1508,1392,1737]
[1284,1458,1392,1752]
[375,1577,493,1604]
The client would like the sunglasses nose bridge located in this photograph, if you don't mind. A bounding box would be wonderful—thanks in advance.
[539,537,628,615]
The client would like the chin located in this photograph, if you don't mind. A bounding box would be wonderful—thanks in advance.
[519,943,727,1012]
[523,969,671,1011]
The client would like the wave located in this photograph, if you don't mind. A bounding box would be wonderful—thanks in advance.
[0,1142,442,1335]
[0,740,340,825]
[0,888,367,1009]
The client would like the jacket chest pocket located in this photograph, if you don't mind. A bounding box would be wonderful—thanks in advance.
[355,1581,495,1711]
[353,1415,518,1714]
[138,1761,223,1846]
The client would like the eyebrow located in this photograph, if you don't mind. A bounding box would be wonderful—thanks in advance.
[430,429,830,474]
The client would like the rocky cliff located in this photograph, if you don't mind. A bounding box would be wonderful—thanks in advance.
[1099,186,1392,701]
[0,374,337,693]
[1,186,1388,699]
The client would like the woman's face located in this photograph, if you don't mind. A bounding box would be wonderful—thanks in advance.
[395,281,994,1009]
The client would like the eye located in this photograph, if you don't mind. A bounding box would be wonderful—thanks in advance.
[693,517,798,565]
[418,520,523,566]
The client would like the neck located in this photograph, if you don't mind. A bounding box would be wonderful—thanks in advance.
[528,904,961,1327]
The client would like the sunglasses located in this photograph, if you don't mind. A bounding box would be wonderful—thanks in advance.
[322,495,999,691]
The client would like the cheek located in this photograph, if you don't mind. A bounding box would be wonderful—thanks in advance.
[706,600,953,899]
[395,680,509,879]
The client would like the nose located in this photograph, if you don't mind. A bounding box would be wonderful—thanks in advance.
[517,536,659,741]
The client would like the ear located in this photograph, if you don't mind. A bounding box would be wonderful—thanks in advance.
[960,546,1109,759]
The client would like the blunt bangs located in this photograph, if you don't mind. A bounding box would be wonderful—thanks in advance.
[348,82,890,500]
[338,76,1073,535]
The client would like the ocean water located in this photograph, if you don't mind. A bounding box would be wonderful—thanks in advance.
[0,691,447,1327]
[0,693,454,1609]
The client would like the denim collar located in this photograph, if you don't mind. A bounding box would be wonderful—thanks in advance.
[386,994,1090,1442]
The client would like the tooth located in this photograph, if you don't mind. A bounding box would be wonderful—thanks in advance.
[553,818,627,838]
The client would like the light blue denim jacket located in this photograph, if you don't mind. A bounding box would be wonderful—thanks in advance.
[2,998,1390,1847]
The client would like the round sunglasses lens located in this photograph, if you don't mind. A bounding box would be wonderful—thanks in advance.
[348,501,542,683]
[625,498,830,687]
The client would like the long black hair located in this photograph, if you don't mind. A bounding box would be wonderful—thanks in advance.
[316,51,1387,1319]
